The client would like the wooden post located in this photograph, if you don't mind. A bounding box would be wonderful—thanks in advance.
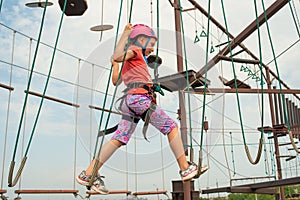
[173,0,190,199]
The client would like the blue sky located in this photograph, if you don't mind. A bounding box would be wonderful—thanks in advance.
[0,0,300,200]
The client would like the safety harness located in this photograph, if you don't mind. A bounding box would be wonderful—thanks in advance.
[98,81,164,141]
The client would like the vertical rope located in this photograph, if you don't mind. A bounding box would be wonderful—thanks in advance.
[11,0,49,163]
[128,0,134,23]
[125,145,129,192]
[152,0,160,83]
[261,0,290,132]
[254,0,265,148]
[159,133,165,190]
[229,132,236,177]
[150,0,153,28]
[19,38,32,190]
[268,134,276,175]
[1,30,15,190]
[220,0,263,164]
[24,0,67,156]
[220,0,245,144]
[0,0,3,16]
[288,0,300,37]
[99,0,104,42]
[19,38,33,190]
[199,0,212,151]
[205,129,210,188]
[134,136,137,193]
[217,26,232,185]
[90,0,134,185]
[93,0,125,157]
[90,64,95,161]
[263,135,270,175]
[73,59,81,189]
[177,0,194,152]
[8,0,67,187]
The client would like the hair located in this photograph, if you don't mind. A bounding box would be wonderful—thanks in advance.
[130,34,149,45]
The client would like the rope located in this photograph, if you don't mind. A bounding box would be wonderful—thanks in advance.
[261,0,300,153]
[229,132,236,177]
[220,0,262,165]
[150,0,153,27]
[288,0,300,37]
[194,0,212,177]
[0,22,109,70]
[92,0,125,157]
[10,0,48,165]
[0,0,3,16]
[177,0,194,160]
[253,0,265,135]
[219,50,232,184]
[90,64,95,161]
[73,59,81,189]
[0,59,112,98]
[262,135,270,176]
[134,136,137,193]
[253,0,265,164]
[19,38,33,190]
[268,133,276,175]
[198,0,211,153]
[8,0,67,187]
[159,133,165,190]
[125,145,128,192]
[152,0,160,83]
[90,0,134,186]
[288,131,300,153]
[261,0,290,132]
[99,0,104,42]
[1,30,15,190]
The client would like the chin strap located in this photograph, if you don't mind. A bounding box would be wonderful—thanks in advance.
[134,37,151,57]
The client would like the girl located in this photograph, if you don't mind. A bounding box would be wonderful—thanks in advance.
[76,23,206,194]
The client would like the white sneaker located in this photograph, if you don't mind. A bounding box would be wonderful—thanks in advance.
[76,170,109,194]
[179,162,198,181]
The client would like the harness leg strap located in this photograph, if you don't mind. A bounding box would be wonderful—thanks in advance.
[98,115,140,137]
[141,103,157,141]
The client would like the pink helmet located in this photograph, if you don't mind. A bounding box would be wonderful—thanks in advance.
[129,24,157,40]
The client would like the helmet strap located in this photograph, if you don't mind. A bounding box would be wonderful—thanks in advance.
[134,37,151,57]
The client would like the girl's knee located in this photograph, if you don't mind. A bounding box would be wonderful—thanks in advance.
[167,126,179,141]
[110,139,125,147]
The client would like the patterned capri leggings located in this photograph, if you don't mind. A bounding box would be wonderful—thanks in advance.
[112,94,178,144]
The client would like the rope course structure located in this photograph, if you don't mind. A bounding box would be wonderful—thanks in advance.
[0,0,300,199]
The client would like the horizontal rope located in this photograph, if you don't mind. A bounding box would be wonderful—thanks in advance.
[0,22,107,70]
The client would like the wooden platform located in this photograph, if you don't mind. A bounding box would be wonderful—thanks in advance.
[25,90,80,107]
[0,190,6,194]
[202,176,300,195]
[0,83,14,91]
[156,70,209,92]
[86,190,131,195]
[219,76,251,89]
[257,124,288,135]
[14,189,78,195]
[132,190,168,196]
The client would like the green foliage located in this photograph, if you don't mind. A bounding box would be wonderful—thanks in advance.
[200,194,275,200]
[284,185,300,198]
[199,185,300,200]
[228,193,275,200]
